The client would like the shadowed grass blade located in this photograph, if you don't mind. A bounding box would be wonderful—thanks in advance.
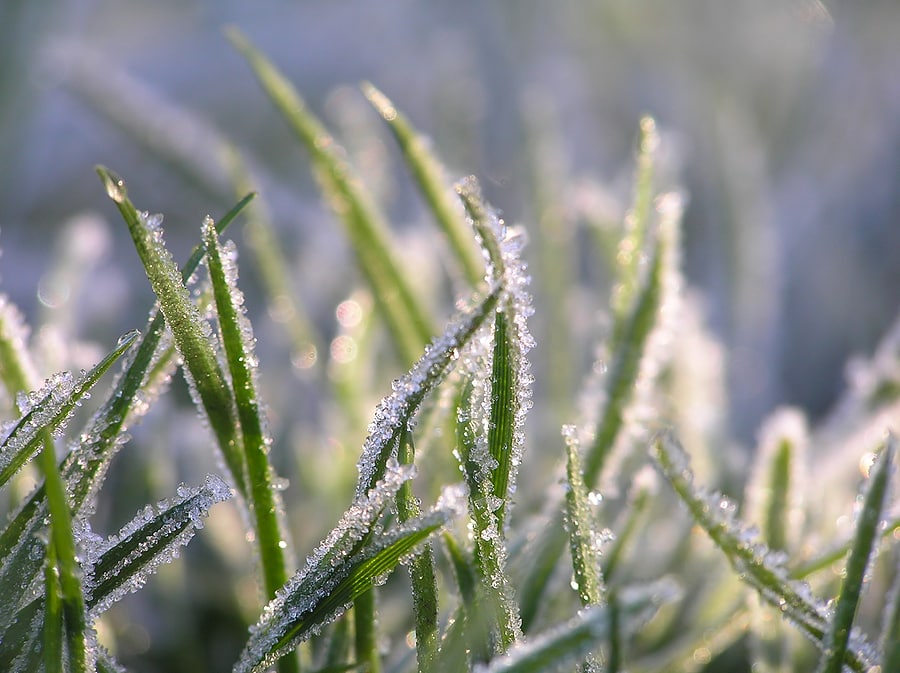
[97,166,247,498]
[362,83,483,288]
[202,218,293,611]
[653,432,874,673]
[234,465,450,673]
[817,435,894,673]
[226,28,434,365]
[84,474,232,616]
[0,331,139,489]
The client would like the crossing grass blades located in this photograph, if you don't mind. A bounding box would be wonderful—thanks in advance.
[1,29,900,673]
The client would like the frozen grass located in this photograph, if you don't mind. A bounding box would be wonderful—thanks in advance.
[1,30,900,673]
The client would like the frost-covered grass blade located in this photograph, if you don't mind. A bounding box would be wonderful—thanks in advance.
[234,465,450,673]
[226,28,435,365]
[202,218,292,599]
[652,431,875,673]
[0,331,139,489]
[97,166,247,498]
[817,435,894,673]
[83,474,232,616]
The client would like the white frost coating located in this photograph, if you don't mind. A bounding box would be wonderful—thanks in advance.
[82,474,232,617]
[652,433,879,667]
[236,462,449,673]
[355,283,500,498]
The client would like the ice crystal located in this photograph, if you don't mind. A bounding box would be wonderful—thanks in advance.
[82,474,232,617]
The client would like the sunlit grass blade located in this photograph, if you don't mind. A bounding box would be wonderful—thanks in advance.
[817,435,894,673]
[355,284,500,497]
[234,465,451,673]
[652,431,874,673]
[226,28,434,365]
[83,474,232,616]
[0,330,139,489]
[562,426,605,608]
[362,82,483,287]
[97,165,247,497]
[202,218,292,607]
[43,540,64,673]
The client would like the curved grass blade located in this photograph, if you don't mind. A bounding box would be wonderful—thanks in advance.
[817,435,894,673]
[362,83,483,287]
[234,465,450,673]
[354,283,500,498]
[226,28,434,365]
[0,331,139,489]
[84,474,232,616]
[0,195,252,634]
[97,166,247,497]
[202,218,292,607]
[652,431,874,673]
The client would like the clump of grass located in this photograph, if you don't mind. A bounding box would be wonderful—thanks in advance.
[2,30,899,673]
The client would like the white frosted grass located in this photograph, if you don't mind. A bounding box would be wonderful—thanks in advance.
[355,283,501,498]
[653,432,876,672]
[235,462,452,673]
[81,474,232,618]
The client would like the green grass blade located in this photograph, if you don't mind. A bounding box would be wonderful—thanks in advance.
[0,330,139,489]
[652,432,874,673]
[817,435,894,673]
[202,218,293,606]
[234,470,449,673]
[97,165,247,497]
[362,83,483,287]
[226,28,434,365]
[38,429,89,673]
[487,310,516,530]
[456,378,521,655]
[0,295,39,408]
[42,510,63,673]
[562,426,605,608]
[0,196,251,633]
[84,474,232,616]
[881,563,900,671]
[397,430,439,672]
[355,284,501,497]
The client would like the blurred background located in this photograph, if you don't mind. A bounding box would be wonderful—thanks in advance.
[1,1,899,670]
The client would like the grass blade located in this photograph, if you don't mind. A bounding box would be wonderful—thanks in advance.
[0,295,39,408]
[97,166,247,498]
[83,474,232,616]
[226,28,434,365]
[397,430,439,672]
[817,435,894,673]
[652,431,874,673]
[234,464,450,673]
[362,83,483,287]
[562,426,605,608]
[202,218,293,608]
[0,196,252,633]
[0,331,139,489]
